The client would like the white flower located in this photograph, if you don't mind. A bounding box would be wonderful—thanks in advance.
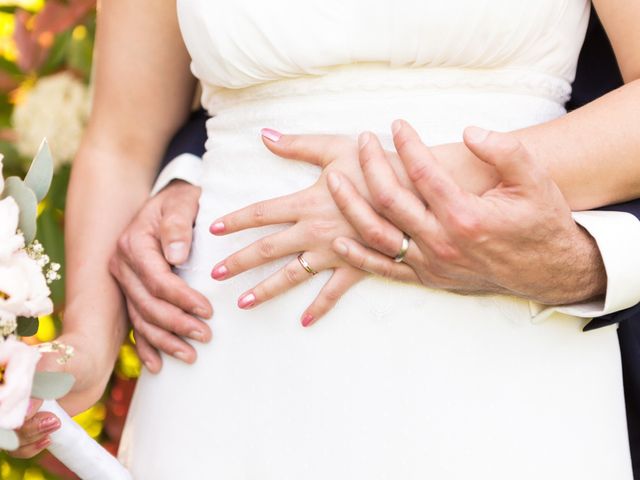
[0,336,41,430]
[0,250,53,321]
[0,197,25,262]
[12,72,91,169]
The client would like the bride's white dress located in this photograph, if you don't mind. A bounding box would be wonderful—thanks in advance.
[119,0,633,478]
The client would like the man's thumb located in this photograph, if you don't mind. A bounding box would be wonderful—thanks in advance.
[463,126,537,187]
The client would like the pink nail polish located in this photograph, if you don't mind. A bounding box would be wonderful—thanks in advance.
[261,128,282,142]
[211,264,229,280]
[301,313,314,327]
[210,221,225,234]
[40,417,60,433]
[238,293,256,309]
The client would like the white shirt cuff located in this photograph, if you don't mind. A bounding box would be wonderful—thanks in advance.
[150,153,203,197]
[529,210,640,323]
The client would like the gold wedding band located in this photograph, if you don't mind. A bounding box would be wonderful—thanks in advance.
[394,233,411,263]
[297,253,318,276]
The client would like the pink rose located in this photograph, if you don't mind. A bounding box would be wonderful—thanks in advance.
[0,336,41,429]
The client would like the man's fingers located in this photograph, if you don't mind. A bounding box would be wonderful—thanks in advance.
[118,261,212,344]
[391,119,468,218]
[300,268,365,327]
[132,326,163,374]
[119,233,212,319]
[332,237,421,284]
[463,127,538,188]
[16,412,60,446]
[131,305,198,365]
[212,226,305,281]
[328,171,436,258]
[358,131,433,236]
[260,129,352,167]
[159,182,201,266]
[210,192,301,236]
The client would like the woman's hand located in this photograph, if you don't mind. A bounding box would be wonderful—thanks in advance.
[9,398,60,458]
[210,130,375,327]
[9,328,108,459]
[210,126,501,326]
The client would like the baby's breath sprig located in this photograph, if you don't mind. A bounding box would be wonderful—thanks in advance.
[26,239,62,284]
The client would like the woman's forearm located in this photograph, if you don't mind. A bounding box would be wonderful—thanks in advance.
[63,138,159,370]
[515,79,640,210]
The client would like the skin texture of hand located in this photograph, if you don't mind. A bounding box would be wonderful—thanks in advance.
[210,131,369,327]
[109,180,213,373]
[329,120,607,305]
[210,128,501,326]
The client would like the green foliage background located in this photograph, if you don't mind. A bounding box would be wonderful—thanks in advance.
[0,2,140,479]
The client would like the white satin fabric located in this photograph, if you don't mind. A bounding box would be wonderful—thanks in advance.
[119,1,633,478]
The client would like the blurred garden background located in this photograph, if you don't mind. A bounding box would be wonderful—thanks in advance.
[0,1,140,478]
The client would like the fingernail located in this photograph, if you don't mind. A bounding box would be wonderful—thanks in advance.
[40,417,60,433]
[358,132,371,150]
[391,119,403,135]
[143,360,158,373]
[465,126,490,144]
[189,330,205,342]
[167,242,186,264]
[193,306,211,318]
[301,313,314,327]
[174,351,190,363]
[261,128,282,143]
[211,264,229,280]
[238,293,256,309]
[334,240,348,256]
[210,221,225,234]
[327,172,341,192]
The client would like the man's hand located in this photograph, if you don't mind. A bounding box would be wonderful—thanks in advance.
[109,180,213,373]
[329,120,607,305]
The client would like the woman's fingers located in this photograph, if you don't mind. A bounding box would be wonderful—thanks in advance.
[237,252,330,310]
[260,129,353,167]
[10,436,51,459]
[333,237,421,284]
[212,226,305,280]
[210,192,301,235]
[300,268,365,327]
[16,412,60,446]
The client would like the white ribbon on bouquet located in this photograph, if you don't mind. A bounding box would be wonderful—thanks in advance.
[39,400,132,480]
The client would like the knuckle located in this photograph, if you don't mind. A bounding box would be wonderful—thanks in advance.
[432,242,460,263]
[374,192,396,210]
[365,226,388,248]
[257,238,276,259]
[407,161,431,184]
[161,213,186,232]
[251,202,266,222]
[284,264,301,285]
[449,211,482,239]
[308,220,335,239]
[323,287,342,304]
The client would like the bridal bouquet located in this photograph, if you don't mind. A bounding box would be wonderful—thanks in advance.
[0,142,131,479]
[0,140,70,448]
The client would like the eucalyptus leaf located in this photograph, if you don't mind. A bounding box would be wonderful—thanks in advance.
[0,428,19,451]
[16,317,39,337]
[24,139,53,202]
[31,371,75,400]
[1,177,37,243]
